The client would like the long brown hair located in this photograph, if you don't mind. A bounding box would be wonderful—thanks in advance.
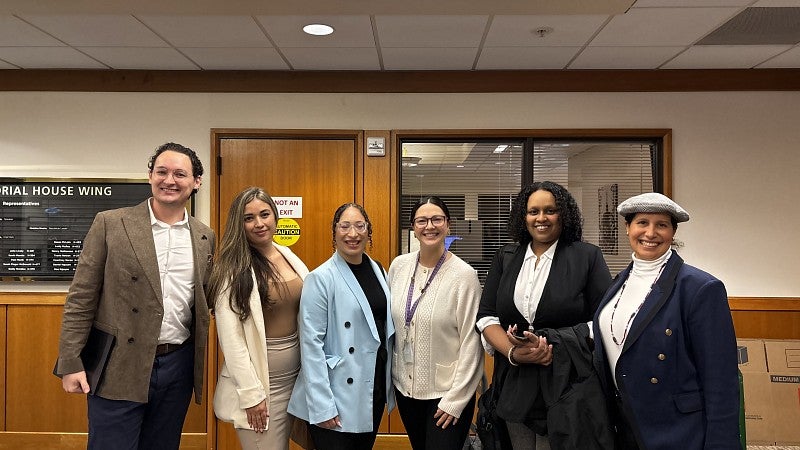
[207,187,281,320]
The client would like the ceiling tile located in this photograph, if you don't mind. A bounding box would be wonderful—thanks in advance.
[0,47,107,69]
[376,15,488,47]
[662,44,791,67]
[256,15,374,47]
[1,5,799,70]
[485,15,609,46]
[282,47,379,70]
[137,15,271,47]
[383,47,477,70]
[477,46,578,69]
[79,47,197,69]
[591,7,740,46]
[570,46,684,68]
[756,46,800,67]
[181,47,288,70]
[20,14,166,47]
[0,15,64,46]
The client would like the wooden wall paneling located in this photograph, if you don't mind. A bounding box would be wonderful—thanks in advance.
[731,311,800,339]
[6,305,85,432]
[359,130,398,434]
[5,305,206,432]
[0,298,206,448]
[364,130,406,434]
[184,388,208,432]
[216,422,241,450]
[362,130,392,270]
[729,297,800,339]
[0,292,65,306]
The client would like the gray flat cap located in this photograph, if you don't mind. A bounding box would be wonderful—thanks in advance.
[617,192,690,223]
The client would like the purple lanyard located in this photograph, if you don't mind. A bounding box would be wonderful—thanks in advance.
[404,251,447,327]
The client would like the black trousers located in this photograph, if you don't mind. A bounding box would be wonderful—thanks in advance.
[309,356,387,450]
[87,343,194,450]
[395,388,476,450]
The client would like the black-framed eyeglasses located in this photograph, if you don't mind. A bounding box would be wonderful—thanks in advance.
[337,221,368,233]
[413,215,447,228]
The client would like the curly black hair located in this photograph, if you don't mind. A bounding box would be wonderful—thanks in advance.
[508,181,583,245]
[331,202,373,251]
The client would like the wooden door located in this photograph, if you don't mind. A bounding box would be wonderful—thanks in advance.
[214,136,358,450]
[218,137,357,270]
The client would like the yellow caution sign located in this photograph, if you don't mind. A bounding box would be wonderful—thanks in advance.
[273,218,301,246]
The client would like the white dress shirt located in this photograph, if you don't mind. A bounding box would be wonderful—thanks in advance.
[476,241,557,353]
[148,199,195,345]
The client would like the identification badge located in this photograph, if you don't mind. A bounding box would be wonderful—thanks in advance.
[402,335,414,363]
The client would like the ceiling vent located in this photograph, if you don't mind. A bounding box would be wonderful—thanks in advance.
[697,7,800,45]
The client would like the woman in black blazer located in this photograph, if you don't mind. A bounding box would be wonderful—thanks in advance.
[477,181,613,450]
[593,193,739,450]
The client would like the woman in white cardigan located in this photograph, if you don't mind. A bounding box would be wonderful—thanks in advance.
[208,187,309,450]
[388,196,484,449]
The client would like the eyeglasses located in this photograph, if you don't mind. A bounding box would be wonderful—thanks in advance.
[337,221,368,233]
[413,215,447,228]
[151,168,191,180]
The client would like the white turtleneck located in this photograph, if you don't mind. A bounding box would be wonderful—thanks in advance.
[598,249,672,386]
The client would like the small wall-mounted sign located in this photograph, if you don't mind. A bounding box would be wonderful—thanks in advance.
[366,137,386,156]
[273,196,302,218]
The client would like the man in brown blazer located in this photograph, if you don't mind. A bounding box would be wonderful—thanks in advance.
[55,143,216,450]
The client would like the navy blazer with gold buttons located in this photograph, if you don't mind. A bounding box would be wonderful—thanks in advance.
[592,252,739,450]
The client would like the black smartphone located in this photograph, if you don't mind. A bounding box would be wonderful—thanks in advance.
[512,325,534,340]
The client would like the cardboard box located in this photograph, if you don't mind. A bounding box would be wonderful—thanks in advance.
[765,340,800,373]
[741,371,775,445]
[764,340,800,445]
[737,339,773,444]
[737,338,767,372]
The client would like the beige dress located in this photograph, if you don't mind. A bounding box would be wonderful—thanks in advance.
[236,276,303,450]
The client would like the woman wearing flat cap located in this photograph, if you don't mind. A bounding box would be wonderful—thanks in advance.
[592,192,739,450]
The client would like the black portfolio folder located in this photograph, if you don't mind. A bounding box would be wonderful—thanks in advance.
[53,326,116,395]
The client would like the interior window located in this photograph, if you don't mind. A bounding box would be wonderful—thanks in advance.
[399,138,660,280]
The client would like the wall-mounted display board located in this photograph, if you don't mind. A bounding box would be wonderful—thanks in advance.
[0,179,152,280]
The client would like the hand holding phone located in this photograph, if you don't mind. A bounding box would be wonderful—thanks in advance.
[511,324,535,341]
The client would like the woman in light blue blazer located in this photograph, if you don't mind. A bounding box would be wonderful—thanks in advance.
[288,203,394,450]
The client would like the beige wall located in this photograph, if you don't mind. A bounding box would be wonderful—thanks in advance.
[1,91,798,296]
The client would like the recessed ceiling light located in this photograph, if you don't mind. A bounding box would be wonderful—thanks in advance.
[303,24,334,36]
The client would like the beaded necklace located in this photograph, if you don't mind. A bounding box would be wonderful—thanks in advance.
[609,262,667,346]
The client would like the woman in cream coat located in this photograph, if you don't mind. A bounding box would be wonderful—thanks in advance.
[208,187,309,450]
[389,196,483,449]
